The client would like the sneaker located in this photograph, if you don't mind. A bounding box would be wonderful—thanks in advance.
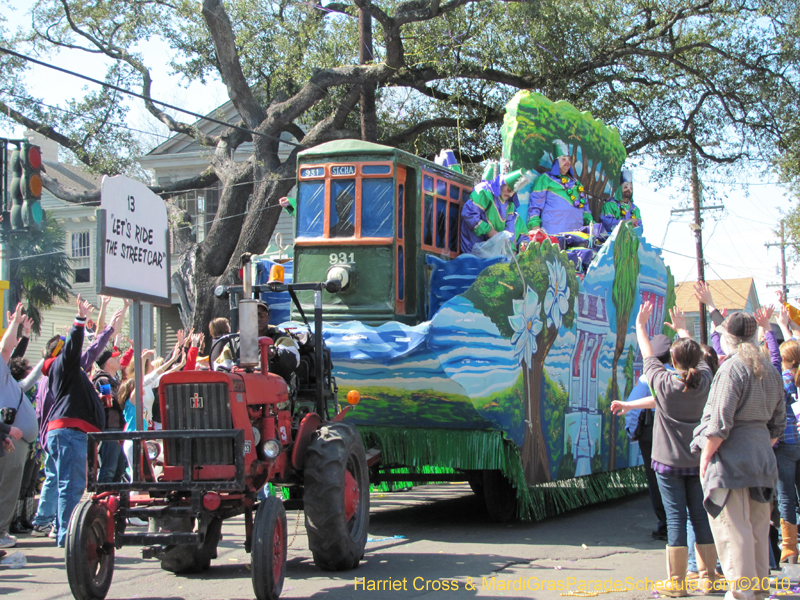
[9,520,32,535]
[49,527,57,539]
[31,524,54,537]
[0,534,18,549]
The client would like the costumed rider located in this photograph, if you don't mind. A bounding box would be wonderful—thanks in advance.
[601,169,642,233]
[459,166,531,256]
[256,300,301,386]
[527,140,597,273]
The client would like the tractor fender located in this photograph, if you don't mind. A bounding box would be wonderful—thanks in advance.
[291,412,321,470]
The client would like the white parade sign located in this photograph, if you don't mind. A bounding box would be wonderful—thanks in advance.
[98,175,171,305]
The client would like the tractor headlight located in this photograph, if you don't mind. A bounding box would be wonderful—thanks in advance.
[146,441,161,461]
[262,439,281,459]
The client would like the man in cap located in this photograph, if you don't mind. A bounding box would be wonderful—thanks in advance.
[527,140,594,237]
[256,301,301,384]
[93,347,128,484]
[601,169,642,233]
[459,167,531,254]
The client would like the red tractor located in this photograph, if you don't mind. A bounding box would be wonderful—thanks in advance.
[65,258,372,600]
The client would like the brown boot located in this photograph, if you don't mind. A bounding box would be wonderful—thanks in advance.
[781,519,799,564]
[693,543,718,593]
[654,546,689,597]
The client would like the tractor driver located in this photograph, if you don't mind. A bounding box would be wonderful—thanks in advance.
[256,301,301,384]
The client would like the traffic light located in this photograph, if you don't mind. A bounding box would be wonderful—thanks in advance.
[9,147,24,230]
[20,141,43,229]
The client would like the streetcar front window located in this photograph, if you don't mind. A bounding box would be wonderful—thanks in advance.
[297,180,325,238]
[329,179,356,238]
[361,178,394,237]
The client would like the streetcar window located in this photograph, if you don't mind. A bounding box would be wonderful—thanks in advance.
[297,180,325,238]
[436,179,447,197]
[423,175,433,192]
[362,178,394,237]
[397,246,405,301]
[424,194,433,246]
[397,184,404,240]
[448,202,460,252]
[436,198,447,248]
[363,164,391,175]
[329,179,356,237]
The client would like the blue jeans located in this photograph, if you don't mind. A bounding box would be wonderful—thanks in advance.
[774,443,800,524]
[32,449,57,527]
[98,439,128,484]
[656,471,714,547]
[47,429,88,547]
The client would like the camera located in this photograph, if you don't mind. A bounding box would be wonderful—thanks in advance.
[1,407,17,425]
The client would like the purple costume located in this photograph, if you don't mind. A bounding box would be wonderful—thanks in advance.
[460,175,528,254]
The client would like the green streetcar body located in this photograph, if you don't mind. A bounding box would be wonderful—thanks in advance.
[292,140,474,325]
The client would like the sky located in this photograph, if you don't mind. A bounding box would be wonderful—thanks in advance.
[3,2,798,309]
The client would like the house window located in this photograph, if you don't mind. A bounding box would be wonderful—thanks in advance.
[693,319,701,340]
[71,231,91,284]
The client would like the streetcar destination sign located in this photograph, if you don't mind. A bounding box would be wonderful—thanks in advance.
[331,165,356,176]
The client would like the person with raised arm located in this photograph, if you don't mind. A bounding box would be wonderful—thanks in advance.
[612,301,714,596]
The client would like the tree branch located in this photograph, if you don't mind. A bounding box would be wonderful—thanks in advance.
[202,0,267,129]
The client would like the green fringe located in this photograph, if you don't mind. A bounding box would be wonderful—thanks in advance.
[358,426,646,521]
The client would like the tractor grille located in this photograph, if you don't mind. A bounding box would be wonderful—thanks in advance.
[163,382,233,466]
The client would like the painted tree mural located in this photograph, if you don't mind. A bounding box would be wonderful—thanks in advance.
[608,223,640,469]
[464,241,580,485]
[501,91,627,208]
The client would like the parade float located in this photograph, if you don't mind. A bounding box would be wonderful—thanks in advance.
[259,90,676,521]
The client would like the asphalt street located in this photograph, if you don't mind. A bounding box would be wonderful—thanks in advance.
[2,484,794,600]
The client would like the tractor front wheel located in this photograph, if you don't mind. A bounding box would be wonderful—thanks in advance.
[251,496,287,600]
[65,500,115,600]
[303,422,369,571]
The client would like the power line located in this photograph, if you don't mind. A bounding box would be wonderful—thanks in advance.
[0,46,304,149]
[2,90,170,141]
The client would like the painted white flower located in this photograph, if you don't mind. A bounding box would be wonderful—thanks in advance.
[508,287,543,368]
[544,260,570,331]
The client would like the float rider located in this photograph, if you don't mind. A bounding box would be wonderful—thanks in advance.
[459,168,531,255]
[526,140,594,237]
[601,169,642,233]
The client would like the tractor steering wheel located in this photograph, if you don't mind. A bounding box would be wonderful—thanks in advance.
[209,333,240,371]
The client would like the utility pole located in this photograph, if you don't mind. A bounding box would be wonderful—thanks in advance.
[691,147,707,344]
[766,221,798,302]
[358,9,376,142]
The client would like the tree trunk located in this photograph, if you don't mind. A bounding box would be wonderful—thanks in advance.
[608,352,620,471]
[521,357,552,485]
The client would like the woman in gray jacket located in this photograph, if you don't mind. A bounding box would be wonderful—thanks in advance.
[691,312,785,600]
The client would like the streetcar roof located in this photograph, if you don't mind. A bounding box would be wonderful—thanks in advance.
[297,140,474,185]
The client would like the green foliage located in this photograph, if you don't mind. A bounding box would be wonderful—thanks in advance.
[623,347,635,401]
[8,213,72,334]
[502,91,627,198]
[662,266,678,339]
[464,240,579,340]
[557,437,577,480]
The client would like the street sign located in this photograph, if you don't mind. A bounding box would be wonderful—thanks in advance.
[97,174,171,306]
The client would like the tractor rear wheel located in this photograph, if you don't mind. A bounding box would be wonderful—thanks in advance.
[303,422,369,571]
[251,496,287,600]
[482,470,518,523]
[65,500,115,600]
